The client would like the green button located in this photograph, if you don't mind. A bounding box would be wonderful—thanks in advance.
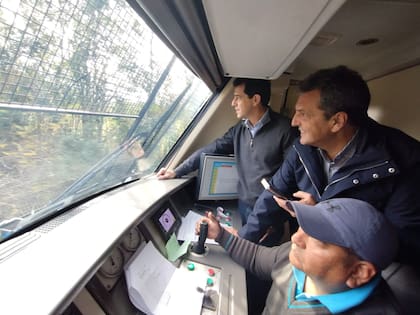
[207,278,214,286]
[187,263,195,271]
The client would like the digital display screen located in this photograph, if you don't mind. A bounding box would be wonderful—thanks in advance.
[152,204,181,241]
[158,208,176,233]
[197,154,239,200]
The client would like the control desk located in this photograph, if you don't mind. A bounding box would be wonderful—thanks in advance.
[71,178,248,315]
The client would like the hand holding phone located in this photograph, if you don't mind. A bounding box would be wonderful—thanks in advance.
[261,178,287,200]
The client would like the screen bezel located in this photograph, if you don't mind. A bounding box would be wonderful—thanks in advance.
[151,203,182,241]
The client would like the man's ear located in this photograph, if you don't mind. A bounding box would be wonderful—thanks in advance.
[252,93,261,106]
[346,261,377,288]
[330,112,348,132]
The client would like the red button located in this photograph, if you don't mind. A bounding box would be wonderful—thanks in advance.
[208,268,215,276]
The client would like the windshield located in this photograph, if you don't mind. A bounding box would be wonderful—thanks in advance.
[0,0,211,241]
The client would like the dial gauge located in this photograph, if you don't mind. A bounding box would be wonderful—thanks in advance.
[121,227,143,252]
[99,246,124,278]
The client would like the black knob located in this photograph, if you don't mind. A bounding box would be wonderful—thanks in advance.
[193,221,208,254]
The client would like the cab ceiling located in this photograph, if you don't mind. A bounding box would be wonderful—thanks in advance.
[202,0,345,80]
[202,0,420,81]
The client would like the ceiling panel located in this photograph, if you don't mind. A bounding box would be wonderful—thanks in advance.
[202,0,345,79]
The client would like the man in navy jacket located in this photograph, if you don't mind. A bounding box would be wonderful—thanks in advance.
[239,65,420,265]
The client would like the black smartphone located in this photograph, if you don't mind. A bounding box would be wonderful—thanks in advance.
[261,178,287,200]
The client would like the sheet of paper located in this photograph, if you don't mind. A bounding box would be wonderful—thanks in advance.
[165,233,191,262]
[154,265,206,315]
[125,241,205,315]
[125,241,176,313]
[177,210,217,244]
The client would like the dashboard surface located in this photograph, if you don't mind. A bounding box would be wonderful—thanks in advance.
[0,177,247,315]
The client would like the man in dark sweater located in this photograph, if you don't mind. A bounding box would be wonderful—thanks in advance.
[157,78,296,226]
[198,198,402,314]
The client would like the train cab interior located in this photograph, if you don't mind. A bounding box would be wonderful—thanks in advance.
[0,0,419,314]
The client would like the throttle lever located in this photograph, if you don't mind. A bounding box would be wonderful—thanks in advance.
[193,221,208,254]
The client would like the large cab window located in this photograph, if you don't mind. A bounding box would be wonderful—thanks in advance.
[0,0,211,240]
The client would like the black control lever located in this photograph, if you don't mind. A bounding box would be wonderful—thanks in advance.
[193,221,208,254]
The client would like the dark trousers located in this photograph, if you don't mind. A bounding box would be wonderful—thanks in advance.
[246,272,272,315]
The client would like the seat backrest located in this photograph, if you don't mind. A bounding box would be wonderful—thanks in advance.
[382,262,420,315]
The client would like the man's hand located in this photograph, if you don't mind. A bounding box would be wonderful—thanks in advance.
[273,196,296,217]
[195,211,221,239]
[292,191,316,205]
[273,190,316,217]
[156,167,176,179]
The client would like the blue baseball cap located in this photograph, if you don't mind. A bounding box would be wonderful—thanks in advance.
[287,198,398,270]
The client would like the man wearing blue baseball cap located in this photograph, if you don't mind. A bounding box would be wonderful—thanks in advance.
[197,198,401,314]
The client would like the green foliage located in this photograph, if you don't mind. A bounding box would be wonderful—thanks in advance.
[0,0,211,222]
